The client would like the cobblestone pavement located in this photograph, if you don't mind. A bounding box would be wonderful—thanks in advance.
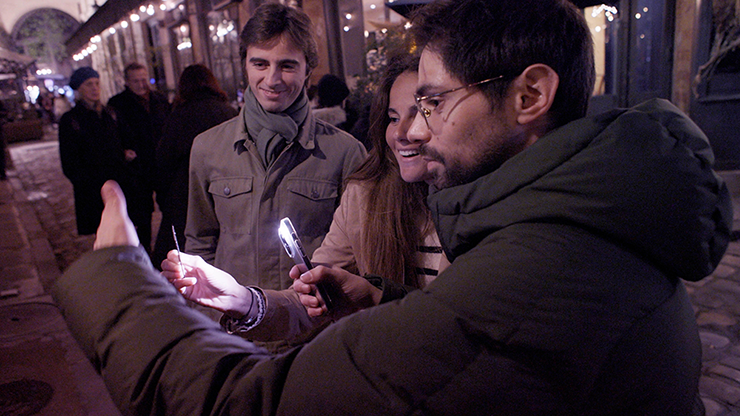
[5,133,740,415]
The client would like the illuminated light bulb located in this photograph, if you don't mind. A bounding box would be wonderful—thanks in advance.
[343,26,350,32]
[109,28,116,34]
[121,21,128,28]
[346,13,352,20]
[131,14,140,21]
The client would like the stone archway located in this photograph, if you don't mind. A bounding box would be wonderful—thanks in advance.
[11,8,78,76]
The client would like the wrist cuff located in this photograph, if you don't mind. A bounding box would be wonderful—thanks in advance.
[220,287,266,334]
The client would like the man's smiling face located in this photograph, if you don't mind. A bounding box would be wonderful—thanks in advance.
[245,34,308,113]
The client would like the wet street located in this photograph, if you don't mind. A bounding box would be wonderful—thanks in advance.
[2,129,740,414]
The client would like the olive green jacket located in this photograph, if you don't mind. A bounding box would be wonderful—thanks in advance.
[185,105,366,290]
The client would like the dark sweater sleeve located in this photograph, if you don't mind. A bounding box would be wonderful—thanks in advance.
[363,274,416,303]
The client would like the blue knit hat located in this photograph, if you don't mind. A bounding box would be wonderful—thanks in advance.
[69,67,99,90]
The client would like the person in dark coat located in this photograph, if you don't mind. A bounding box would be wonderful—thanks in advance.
[58,67,132,236]
[107,62,171,251]
[151,64,238,267]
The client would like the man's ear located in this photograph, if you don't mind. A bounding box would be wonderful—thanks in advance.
[512,64,559,126]
[304,69,313,89]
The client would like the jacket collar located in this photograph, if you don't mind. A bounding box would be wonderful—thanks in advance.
[232,102,316,153]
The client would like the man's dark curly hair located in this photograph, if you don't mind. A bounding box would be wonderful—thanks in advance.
[411,0,595,127]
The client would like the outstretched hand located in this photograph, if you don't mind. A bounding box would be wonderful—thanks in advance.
[161,250,251,316]
[94,180,140,250]
[291,265,382,319]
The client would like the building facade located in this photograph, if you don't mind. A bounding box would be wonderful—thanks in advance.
[1,0,738,167]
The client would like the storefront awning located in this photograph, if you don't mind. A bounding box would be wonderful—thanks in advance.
[0,47,35,75]
[0,47,35,67]
[65,0,148,55]
[386,0,617,18]
[385,0,432,18]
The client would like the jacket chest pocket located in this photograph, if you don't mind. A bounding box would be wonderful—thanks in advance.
[208,178,253,232]
[284,178,339,239]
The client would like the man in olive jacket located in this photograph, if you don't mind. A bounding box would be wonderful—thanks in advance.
[184,3,366,293]
[52,0,731,414]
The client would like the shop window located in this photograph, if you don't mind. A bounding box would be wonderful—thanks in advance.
[170,21,195,76]
[206,7,242,105]
[584,4,620,97]
[626,0,674,105]
[145,21,168,94]
[695,0,740,100]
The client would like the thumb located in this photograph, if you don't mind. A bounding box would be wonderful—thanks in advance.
[94,180,139,250]
[101,180,127,214]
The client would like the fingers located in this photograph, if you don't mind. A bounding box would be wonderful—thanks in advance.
[298,293,327,317]
[293,269,329,316]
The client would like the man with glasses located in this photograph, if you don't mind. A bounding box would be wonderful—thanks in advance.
[52,0,730,414]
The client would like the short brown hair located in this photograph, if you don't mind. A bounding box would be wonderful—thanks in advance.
[123,62,147,81]
[239,3,319,75]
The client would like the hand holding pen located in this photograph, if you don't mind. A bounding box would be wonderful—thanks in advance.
[160,249,250,314]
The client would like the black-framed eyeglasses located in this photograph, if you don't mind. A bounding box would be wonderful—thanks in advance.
[414,75,505,130]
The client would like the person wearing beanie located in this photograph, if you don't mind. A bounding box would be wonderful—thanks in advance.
[68,66,99,91]
[58,67,138,243]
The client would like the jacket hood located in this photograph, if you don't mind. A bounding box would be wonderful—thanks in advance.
[428,99,732,281]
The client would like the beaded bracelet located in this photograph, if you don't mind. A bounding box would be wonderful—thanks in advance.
[221,287,266,334]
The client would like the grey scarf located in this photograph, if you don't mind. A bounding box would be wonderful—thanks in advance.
[243,86,309,167]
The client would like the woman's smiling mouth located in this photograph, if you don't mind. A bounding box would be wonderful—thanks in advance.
[398,149,420,158]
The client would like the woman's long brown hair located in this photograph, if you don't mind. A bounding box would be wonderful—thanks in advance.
[347,54,430,287]
[172,64,229,108]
